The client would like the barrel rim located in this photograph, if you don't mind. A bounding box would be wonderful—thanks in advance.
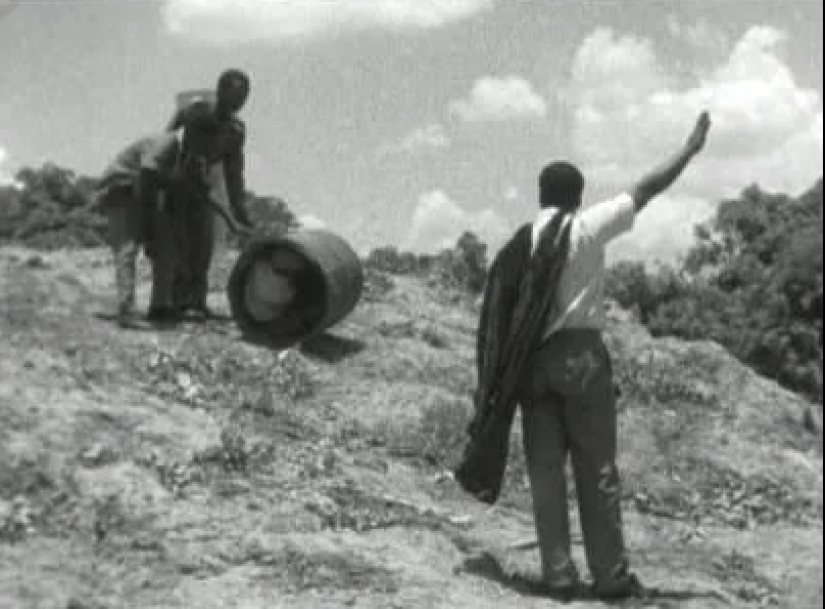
[226,228,364,349]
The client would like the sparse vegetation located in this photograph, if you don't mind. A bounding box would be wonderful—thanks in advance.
[263,543,401,594]
[365,230,488,298]
[0,173,823,607]
[377,398,473,467]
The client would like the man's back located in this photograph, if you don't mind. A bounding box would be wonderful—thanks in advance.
[99,133,179,192]
[532,193,636,336]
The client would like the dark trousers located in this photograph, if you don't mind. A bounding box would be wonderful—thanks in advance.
[520,328,631,592]
[102,186,176,314]
[172,191,215,310]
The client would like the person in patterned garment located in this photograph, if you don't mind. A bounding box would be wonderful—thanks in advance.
[95,132,182,329]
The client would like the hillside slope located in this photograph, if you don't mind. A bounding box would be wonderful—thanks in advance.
[0,246,822,609]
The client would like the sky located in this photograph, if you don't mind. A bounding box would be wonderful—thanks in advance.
[0,0,822,263]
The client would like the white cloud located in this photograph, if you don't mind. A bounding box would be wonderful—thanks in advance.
[667,16,729,55]
[377,123,451,157]
[0,146,15,186]
[504,186,519,201]
[298,214,327,230]
[570,26,823,201]
[449,76,547,122]
[404,190,512,254]
[607,194,718,266]
[162,0,493,44]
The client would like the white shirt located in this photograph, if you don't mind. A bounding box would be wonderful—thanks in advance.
[531,193,637,339]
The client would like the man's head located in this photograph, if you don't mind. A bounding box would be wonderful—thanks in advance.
[216,69,250,115]
[539,161,585,212]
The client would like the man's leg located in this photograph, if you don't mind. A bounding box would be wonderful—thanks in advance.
[146,191,181,323]
[171,189,194,313]
[188,204,217,316]
[520,392,580,591]
[562,333,640,598]
[103,188,149,329]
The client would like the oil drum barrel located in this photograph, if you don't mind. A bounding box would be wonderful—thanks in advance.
[226,229,364,349]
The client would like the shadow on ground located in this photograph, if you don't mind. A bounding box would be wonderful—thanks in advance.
[459,551,734,606]
[299,332,367,363]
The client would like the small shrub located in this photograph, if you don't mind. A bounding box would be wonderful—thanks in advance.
[362,269,395,302]
[272,542,400,594]
[379,398,472,467]
[421,325,450,349]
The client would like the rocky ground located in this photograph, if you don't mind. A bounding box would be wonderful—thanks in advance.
[0,245,822,609]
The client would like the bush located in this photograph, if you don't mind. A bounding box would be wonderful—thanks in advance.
[0,164,104,249]
[378,398,471,468]
[429,231,488,295]
[364,246,432,275]
[606,179,824,403]
[0,163,299,253]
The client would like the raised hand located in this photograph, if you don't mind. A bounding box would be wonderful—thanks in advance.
[687,111,712,155]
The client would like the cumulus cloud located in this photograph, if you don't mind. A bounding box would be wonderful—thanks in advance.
[404,190,512,254]
[162,0,494,44]
[567,26,823,264]
[607,194,718,265]
[377,123,451,158]
[570,26,823,200]
[0,146,15,187]
[667,15,729,55]
[449,76,547,122]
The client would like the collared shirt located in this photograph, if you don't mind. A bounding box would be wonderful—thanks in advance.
[98,133,180,193]
[531,193,637,338]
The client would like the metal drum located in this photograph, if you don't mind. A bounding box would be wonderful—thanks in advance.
[227,229,364,348]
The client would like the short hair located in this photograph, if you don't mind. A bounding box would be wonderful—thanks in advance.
[539,161,585,210]
[218,69,250,92]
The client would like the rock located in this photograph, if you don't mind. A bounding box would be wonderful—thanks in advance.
[79,443,120,468]
[803,407,819,434]
[448,515,474,528]
[25,255,48,269]
[434,471,455,484]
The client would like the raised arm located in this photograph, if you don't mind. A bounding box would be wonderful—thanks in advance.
[631,111,711,213]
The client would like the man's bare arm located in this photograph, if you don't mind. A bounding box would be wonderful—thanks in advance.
[165,107,185,132]
[631,112,711,213]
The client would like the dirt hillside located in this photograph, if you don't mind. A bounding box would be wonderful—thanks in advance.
[0,245,822,609]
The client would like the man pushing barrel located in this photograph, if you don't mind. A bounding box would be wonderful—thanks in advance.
[166,69,254,320]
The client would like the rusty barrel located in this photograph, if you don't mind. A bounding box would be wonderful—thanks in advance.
[226,229,364,349]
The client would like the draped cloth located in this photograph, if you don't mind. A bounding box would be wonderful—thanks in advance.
[454,211,572,504]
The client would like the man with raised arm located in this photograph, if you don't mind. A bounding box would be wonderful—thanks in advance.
[456,112,712,602]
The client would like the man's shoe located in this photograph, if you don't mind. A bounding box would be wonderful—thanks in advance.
[188,304,230,321]
[146,305,183,325]
[593,573,651,600]
[545,584,578,603]
[117,310,153,331]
